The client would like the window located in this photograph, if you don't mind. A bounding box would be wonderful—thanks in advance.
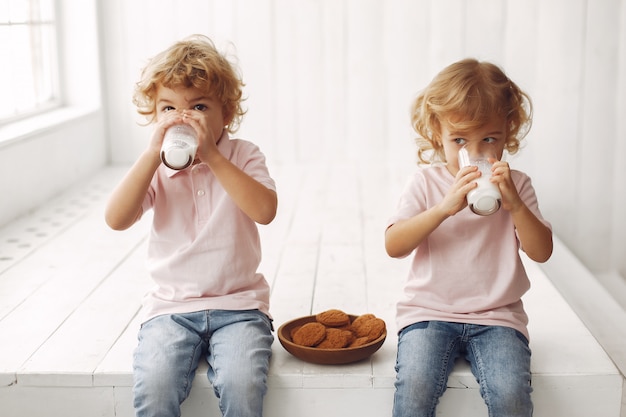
[0,0,59,123]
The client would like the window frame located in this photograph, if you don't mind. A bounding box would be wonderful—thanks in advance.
[0,0,62,126]
[0,0,102,148]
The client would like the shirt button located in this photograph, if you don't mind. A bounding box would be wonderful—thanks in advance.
[197,190,205,196]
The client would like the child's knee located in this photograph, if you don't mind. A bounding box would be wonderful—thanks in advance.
[482,377,533,416]
[216,361,267,393]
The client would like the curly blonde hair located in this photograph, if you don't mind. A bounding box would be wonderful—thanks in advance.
[410,58,532,164]
[133,34,246,133]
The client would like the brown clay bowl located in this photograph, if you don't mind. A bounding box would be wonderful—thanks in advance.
[277,314,386,365]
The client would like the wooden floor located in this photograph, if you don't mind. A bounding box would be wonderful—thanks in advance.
[0,161,623,417]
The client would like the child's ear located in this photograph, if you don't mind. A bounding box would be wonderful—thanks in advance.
[223,110,234,128]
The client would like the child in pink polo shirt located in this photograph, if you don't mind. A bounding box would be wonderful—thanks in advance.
[385,59,553,417]
[105,35,277,417]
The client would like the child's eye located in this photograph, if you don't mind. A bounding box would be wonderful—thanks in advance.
[454,138,466,145]
[484,137,497,143]
[193,104,207,111]
[162,105,176,112]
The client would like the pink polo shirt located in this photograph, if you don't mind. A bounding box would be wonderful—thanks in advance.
[139,131,276,323]
[388,165,551,340]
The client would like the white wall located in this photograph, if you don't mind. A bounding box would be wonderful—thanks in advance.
[98,0,626,277]
[0,0,107,227]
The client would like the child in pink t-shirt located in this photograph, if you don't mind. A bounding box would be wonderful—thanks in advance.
[386,59,553,417]
[105,35,277,417]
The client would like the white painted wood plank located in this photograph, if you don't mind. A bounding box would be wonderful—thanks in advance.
[259,163,304,288]
[231,0,274,156]
[575,0,622,271]
[0,386,116,417]
[1,374,621,417]
[524,255,619,376]
[320,163,362,245]
[0,157,623,415]
[270,0,299,163]
[320,0,348,160]
[169,0,212,39]
[612,0,626,277]
[0,167,130,298]
[292,0,325,162]
[283,164,328,245]
[464,0,505,62]
[502,0,539,90]
[538,238,626,377]
[313,248,367,314]
[270,243,318,324]
[381,0,429,172]
[0,211,148,386]
[94,314,142,388]
[268,347,309,389]
[428,0,465,73]
[210,0,237,41]
[264,388,394,417]
[300,363,375,389]
[18,238,151,387]
[530,0,586,239]
[345,0,386,161]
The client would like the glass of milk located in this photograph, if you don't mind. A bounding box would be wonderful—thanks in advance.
[160,124,198,170]
[458,146,502,216]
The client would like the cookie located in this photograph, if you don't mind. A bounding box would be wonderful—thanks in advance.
[292,322,327,347]
[348,336,370,348]
[316,328,354,349]
[351,314,376,326]
[351,315,386,342]
[290,325,302,341]
[315,309,351,327]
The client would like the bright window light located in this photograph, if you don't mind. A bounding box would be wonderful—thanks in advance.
[0,0,59,123]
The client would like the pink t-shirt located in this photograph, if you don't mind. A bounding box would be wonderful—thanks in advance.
[388,165,551,340]
[139,131,276,323]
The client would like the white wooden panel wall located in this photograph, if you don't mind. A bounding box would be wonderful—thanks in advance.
[614,1,626,277]
[99,0,626,277]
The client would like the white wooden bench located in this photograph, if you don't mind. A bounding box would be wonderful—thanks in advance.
[0,164,622,417]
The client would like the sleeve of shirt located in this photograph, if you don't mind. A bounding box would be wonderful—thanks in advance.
[387,170,428,229]
[513,170,552,231]
[234,139,276,192]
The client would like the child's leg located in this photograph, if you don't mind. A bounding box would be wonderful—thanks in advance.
[392,321,462,417]
[132,313,207,417]
[206,309,274,417]
[466,325,533,417]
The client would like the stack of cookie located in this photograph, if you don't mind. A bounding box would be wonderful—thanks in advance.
[290,309,386,349]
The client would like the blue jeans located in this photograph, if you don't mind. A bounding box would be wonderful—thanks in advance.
[133,309,274,417]
[392,321,533,417]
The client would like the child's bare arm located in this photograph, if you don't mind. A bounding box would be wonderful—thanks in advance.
[385,166,480,258]
[385,206,448,258]
[511,205,553,262]
[491,161,553,262]
[104,150,161,230]
[105,115,181,230]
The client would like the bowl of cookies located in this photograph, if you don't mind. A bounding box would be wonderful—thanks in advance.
[277,309,387,365]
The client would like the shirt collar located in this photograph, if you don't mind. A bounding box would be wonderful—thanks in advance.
[164,129,231,177]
